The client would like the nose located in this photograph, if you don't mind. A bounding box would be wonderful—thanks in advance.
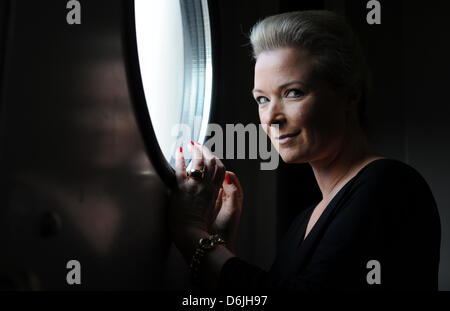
[260,98,285,131]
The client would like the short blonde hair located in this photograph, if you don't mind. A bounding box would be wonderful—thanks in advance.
[250,10,370,128]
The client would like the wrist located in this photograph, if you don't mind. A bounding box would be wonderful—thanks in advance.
[172,226,210,262]
[172,228,235,289]
[197,244,236,289]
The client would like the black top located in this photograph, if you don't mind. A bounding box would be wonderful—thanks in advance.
[218,159,441,291]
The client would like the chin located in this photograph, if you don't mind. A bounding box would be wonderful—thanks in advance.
[279,147,310,164]
[280,152,301,164]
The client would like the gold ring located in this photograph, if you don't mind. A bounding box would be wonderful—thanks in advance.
[188,169,205,181]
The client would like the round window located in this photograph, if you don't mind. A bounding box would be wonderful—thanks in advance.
[125,0,214,186]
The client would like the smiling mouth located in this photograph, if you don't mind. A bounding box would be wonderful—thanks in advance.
[276,131,301,145]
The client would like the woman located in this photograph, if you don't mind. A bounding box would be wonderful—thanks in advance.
[168,10,441,291]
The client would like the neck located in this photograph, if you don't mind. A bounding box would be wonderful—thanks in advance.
[309,123,376,201]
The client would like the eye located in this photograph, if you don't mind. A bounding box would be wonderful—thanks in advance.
[285,89,305,98]
[255,96,269,105]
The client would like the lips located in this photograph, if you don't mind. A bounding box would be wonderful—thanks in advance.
[276,131,301,145]
[278,131,300,140]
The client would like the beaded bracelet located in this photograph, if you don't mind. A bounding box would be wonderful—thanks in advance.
[189,234,226,285]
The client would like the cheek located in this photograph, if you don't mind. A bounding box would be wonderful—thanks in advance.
[297,96,337,131]
[303,107,346,148]
[258,110,271,134]
[287,104,310,129]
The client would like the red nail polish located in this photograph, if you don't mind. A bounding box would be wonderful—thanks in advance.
[179,146,182,153]
[225,173,231,185]
[190,141,194,145]
[196,142,201,145]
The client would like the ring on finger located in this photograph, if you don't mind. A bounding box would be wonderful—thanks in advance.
[188,169,205,182]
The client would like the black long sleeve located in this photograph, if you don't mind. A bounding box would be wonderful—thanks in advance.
[218,159,441,291]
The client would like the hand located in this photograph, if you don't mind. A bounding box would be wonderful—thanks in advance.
[168,143,226,256]
[212,171,243,252]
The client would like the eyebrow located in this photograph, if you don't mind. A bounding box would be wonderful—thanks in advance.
[251,80,305,94]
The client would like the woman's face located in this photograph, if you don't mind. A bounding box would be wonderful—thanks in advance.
[253,47,350,164]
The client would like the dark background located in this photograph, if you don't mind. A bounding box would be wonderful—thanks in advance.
[0,0,449,290]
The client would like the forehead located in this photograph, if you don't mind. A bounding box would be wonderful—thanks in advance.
[254,47,315,81]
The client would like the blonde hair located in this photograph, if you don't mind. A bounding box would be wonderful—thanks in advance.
[250,10,371,128]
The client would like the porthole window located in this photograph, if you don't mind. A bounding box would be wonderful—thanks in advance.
[125,0,214,186]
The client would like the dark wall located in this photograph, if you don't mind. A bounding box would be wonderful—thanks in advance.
[344,0,450,291]
[401,0,450,291]
[0,0,168,290]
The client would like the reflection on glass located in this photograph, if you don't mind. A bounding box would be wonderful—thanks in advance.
[134,0,213,168]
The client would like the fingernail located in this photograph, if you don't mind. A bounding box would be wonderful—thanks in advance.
[190,141,194,146]
[179,146,183,153]
[196,142,201,145]
[225,173,231,185]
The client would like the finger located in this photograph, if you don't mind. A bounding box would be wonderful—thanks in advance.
[213,187,223,220]
[205,156,217,182]
[198,143,216,182]
[195,143,220,188]
[222,172,244,206]
[186,141,204,186]
[225,171,243,196]
[175,146,187,186]
[196,142,216,180]
[201,145,226,189]
[187,140,204,170]
[201,143,216,161]
[216,180,241,219]
[214,162,226,190]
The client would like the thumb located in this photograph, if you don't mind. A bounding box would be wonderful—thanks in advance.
[213,187,223,219]
[222,171,243,201]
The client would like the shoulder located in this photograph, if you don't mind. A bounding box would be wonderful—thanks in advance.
[347,158,438,218]
[354,158,432,195]
[359,158,423,180]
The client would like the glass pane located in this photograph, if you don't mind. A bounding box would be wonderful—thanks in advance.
[134,0,213,169]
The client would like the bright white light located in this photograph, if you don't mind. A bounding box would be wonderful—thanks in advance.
[135,0,184,164]
[199,0,213,145]
[134,0,213,169]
